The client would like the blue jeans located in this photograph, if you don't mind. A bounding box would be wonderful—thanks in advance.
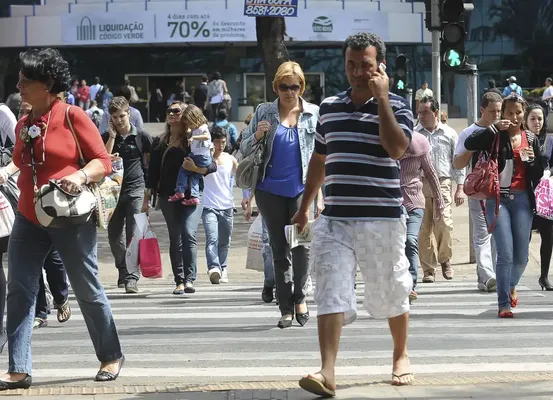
[405,208,424,289]
[35,249,68,320]
[485,192,533,310]
[261,217,275,286]
[159,195,203,284]
[7,214,122,374]
[175,154,212,198]
[202,208,233,271]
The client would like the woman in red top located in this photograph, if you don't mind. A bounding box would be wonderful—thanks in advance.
[77,79,91,110]
[0,49,123,391]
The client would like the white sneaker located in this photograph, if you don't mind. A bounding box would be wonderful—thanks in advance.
[220,269,228,283]
[208,268,221,284]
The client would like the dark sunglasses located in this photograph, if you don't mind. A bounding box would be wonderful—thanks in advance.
[278,84,301,92]
[166,108,182,115]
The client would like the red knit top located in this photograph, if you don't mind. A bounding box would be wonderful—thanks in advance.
[13,100,112,224]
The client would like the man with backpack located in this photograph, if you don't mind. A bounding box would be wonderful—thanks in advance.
[212,108,238,154]
[86,100,104,131]
[502,76,523,97]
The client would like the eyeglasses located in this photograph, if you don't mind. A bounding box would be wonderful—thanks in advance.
[166,108,182,115]
[278,84,301,92]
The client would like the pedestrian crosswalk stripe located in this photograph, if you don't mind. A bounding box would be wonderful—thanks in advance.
[5,279,553,384]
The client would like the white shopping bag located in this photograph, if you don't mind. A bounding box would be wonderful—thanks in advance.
[0,190,14,238]
[245,215,264,272]
[125,212,150,277]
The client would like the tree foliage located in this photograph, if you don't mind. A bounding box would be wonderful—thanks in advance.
[256,17,289,102]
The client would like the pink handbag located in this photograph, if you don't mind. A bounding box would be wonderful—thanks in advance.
[535,171,553,220]
[139,237,163,279]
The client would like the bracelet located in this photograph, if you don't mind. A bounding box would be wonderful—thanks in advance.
[79,169,90,185]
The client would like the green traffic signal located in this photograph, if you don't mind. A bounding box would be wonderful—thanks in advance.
[397,80,405,90]
[445,49,461,67]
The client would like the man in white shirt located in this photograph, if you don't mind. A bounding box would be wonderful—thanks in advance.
[453,91,503,292]
[542,78,553,106]
[416,96,465,283]
[89,77,103,103]
[0,104,16,147]
[415,82,433,111]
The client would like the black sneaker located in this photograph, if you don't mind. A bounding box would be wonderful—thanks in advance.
[125,280,138,294]
[262,285,274,303]
[117,278,125,289]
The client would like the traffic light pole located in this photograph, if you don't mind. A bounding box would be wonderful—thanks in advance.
[466,63,478,264]
[431,0,441,107]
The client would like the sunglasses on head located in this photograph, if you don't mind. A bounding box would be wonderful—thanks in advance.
[166,108,182,115]
[278,84,301,92]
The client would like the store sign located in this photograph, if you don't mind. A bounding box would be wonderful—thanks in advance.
[61,12,155,45]
[243,0,299,18]
[157,10,257,42]
[286,11,389,42]
[61,9,389,46]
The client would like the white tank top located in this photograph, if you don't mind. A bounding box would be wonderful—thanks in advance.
[203,155,234,210]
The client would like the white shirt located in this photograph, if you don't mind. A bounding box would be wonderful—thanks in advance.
[190,124,212,156]
[543,86,553,100]
[415,122,465,184]
[415,88,433,101]
[203,153,235,210]
[86,106,104,119]
[89,84,103,102]
[455,122,487,156]
[0,104,16,146]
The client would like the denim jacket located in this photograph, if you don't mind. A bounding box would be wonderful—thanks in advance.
[240,97,319,184]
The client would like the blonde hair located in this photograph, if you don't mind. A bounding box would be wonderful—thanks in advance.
[272,61,306,95]
[180,104,208,130]
[158,101,187,149]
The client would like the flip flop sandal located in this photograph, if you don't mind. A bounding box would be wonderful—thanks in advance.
[173,285,185,295]
[56,299,72,323]
[299,373,336,398]
[391,372,414,386]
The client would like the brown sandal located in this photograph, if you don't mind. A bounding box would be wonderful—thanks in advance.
[56,299,71,323]
[299,372,335,398]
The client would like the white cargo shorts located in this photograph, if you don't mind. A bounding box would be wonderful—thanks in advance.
[310,216,412,325]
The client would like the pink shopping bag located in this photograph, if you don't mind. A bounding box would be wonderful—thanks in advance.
[139,237,163,279]
[535,172,553,220]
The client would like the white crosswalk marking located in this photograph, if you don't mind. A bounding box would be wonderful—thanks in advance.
[5,280,553,383]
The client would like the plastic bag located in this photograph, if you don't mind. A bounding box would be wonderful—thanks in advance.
[125,213,150,277]
[0,190,15,238]
[535,170,553,220]
[245,215,264,272]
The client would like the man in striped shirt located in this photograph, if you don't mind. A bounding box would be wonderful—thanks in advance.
[293,32,414,396]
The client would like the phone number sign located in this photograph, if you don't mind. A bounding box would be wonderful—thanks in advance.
[244,0,298,17]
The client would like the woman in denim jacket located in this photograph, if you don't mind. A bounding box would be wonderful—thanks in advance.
[240,61,321,329]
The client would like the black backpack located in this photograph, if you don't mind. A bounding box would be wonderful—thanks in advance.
[90,110,102,129]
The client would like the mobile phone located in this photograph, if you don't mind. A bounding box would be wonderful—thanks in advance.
[379,63,387,72]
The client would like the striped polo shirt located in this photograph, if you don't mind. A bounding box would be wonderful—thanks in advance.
[315,89,414,220]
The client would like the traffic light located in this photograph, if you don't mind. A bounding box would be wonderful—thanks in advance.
[440,0,467,71]
[394,54,407,94]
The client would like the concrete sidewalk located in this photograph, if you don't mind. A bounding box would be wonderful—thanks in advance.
[15,380,553,399]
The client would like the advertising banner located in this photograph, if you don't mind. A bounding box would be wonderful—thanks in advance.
[286,10,389,42]
[60,9,391,46]
[157,9,257,43]
[243,0,299,18]
[61,12,155,45]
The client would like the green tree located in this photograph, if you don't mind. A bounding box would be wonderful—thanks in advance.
[489,0,553,82]
[256,17,289,102]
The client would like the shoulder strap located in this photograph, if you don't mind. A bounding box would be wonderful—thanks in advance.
[65,106,86,168]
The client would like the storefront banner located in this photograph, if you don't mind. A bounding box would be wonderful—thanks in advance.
[286,10,389,42]
[243,0,299,18]
[62,12,155,45]
[61,9,390,46]
[157,8,257,42]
